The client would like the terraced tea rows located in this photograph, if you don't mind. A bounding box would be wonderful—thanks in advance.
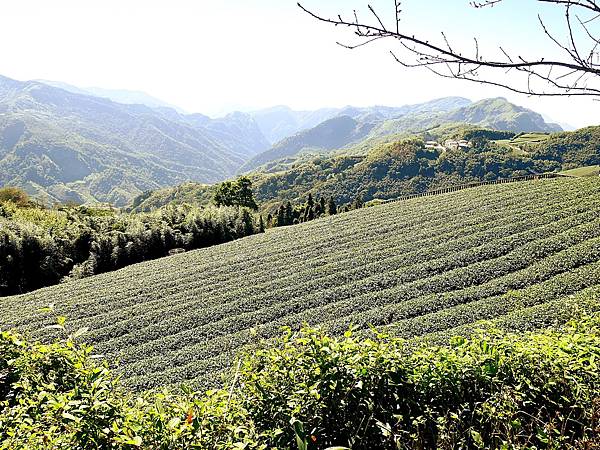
[1,177,600,391]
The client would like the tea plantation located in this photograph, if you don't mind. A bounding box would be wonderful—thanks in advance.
[1,177,600,391]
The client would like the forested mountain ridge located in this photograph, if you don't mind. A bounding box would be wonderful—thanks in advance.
[250,126,593,208]
[239,115,376,172]
[250,105,342,144]
[0,75,269,206]
[131,125,599,213]
[445,98,562,132]
[533,125,600,167]
[243,98,562,172]
[357,98,562,142]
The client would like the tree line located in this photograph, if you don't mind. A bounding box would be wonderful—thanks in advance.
[267,192,365,228]
[211,175,368,228]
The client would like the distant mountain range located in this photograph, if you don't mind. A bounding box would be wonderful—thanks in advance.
[0,74,565,206]
[0,75,268,205]
[249,97,472,144]
[36,80,186,113]
[241,98,562,172]
[368,98,561,139]
[239,115,376,172]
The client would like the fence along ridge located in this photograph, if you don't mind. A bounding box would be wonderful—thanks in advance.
[382,173,569,204]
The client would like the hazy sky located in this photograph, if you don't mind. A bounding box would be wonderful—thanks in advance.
[0,0,598,127]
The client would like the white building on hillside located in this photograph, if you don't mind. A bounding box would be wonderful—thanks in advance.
[444,139,473,150]
[425,141,446,151]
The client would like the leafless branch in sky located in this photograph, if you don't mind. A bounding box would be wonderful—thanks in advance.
[298,0,600,97]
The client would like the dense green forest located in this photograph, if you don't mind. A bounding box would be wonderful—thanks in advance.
[131,125,599,213]
[0,187,262,296]
[251,126,598,207]
[128,183,215,213]
[531,126,600,169]
[254,137,547,207]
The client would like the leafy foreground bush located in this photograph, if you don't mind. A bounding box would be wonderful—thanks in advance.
[1,316,599,449]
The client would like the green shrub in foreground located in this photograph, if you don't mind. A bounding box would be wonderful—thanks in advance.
[1,315,600,449]
[0,329,268,449]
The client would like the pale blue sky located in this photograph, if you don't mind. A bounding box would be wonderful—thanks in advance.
[0,0,597,127]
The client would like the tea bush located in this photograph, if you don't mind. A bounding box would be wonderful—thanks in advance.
[1,314,599,449]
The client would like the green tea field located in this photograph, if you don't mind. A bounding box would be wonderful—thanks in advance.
[1,177,600,391]
[561,165,600,177]
[493,132,550,155]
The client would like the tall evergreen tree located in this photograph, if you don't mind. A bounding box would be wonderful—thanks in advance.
[284,202,294,225]
[303,194,316,222]
[307,193,314,209]
[305,205,315,221]
[238,208,254,236]
[352,194,364,210]
[327,196,337,215]
[277,205,286,227]
[236,177,258,210]
[314,203,322,217]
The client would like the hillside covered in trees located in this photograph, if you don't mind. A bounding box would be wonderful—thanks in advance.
[0,75,269,206]
[368,97,562,140]
[130,125,599,213]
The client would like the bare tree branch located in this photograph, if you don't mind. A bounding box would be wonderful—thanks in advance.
[298,0,600,97]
